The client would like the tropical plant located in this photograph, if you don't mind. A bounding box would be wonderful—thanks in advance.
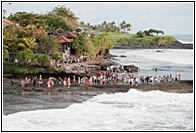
[37,35,60,55]
[36,54,50,66]
[52,53,62,60]
[72,33,89,56]
[3,49,9,61]
[16,49,35,64]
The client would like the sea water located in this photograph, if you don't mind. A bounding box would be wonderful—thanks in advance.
[172,34,193,44]
[109,34,193,80]
[110,49,193,80]
[3,89,193,131]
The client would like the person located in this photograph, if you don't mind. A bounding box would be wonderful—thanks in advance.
[146,76,149,84]
[149,76,153,84]
[46,79,51,96]
[135,77,138,86]
[33,76,37,86]
[38,79,43,87]
[175,75,178,81]
[25,77,28,83]
[63,77,67,87]
[178,74,181,80]
[58,77,62,85]
[131,77,134,86]
[67,77,71,88]
[21,79,25,87]
[39,75,42,80]
[11,78,14,86]
[47,79,51,88]
[78,76,80,84]
[73,75,76,82]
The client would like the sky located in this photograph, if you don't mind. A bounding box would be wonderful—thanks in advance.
[2,1,194,35]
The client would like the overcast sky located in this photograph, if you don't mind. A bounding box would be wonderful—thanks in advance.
[2,2,194,35]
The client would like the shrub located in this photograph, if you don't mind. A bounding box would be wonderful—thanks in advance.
[3,49,9,61]
[52,53,62,60]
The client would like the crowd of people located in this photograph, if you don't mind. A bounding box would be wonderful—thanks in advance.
[16,72,182,89]
[140,74,181,84]
[52,55,91,71]
[19,75,43,87]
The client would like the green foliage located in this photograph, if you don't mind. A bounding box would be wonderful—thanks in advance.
[3,49,9,61]
[119,21,131,33]
[3,62,38,74]
[72,33,89,56]
[3,25,37,53]
[52,53,62,60]
[90,37,101,48]
[37,35,60,54]
[16,49,34,61]
[136,28,165,37]
[109,32,175,46]
[8,12,46,27]
[36,54,50,66]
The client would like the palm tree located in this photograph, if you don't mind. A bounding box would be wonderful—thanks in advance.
[23,37,36,50]
[119,21,126,33]
[157,30,164,36]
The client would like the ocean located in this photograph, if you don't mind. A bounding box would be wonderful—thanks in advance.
[2,35,194,131]
[3,90,193,131]
[110,49,193,80]
[172,34,193,44]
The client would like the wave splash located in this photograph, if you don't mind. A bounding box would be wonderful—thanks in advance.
[3,89,193,131]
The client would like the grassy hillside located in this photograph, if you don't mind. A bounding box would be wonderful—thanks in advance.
[100,32,176,46]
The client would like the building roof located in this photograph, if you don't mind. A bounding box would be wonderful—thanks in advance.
[63,31,77,38]
[58,35,72,43]
[26,24,36,29]
[35,28,47,35]
[3,18,21,28]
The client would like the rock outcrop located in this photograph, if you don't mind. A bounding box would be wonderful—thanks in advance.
[123,65,140,73]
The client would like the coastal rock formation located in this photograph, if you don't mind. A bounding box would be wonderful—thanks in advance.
[120,55,127,57]
[123,65,140,73]
[113,40,193,49]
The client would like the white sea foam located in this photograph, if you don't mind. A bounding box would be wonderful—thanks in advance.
[3,89,193,131]
[135,49,193,65]
[111,49,193,66]
[177,39,193,44]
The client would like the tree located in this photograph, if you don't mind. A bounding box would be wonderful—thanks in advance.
[44,13,68,31]
[36,54,50,66]
[72,33,89,56]
[16,49,35,64]
[51,5,78,20]
[52,53,62,61]
[3,49,9,61]
[8,12,46,27]
[37,35,60,55]
[119,21,126,33]
[125,23,131,33]
[22,37,36,50]
[157,30,164,36]
[137,30,145,37]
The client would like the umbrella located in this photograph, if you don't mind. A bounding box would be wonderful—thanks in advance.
[74,27,82,32]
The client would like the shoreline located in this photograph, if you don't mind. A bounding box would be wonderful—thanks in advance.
[113,43,193,49]
[3,47,193,116]
[3,79,193,116]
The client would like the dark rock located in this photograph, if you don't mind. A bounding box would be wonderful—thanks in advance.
[120,55,127,57]
[123,65,140,73]
[112,40,193,49]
